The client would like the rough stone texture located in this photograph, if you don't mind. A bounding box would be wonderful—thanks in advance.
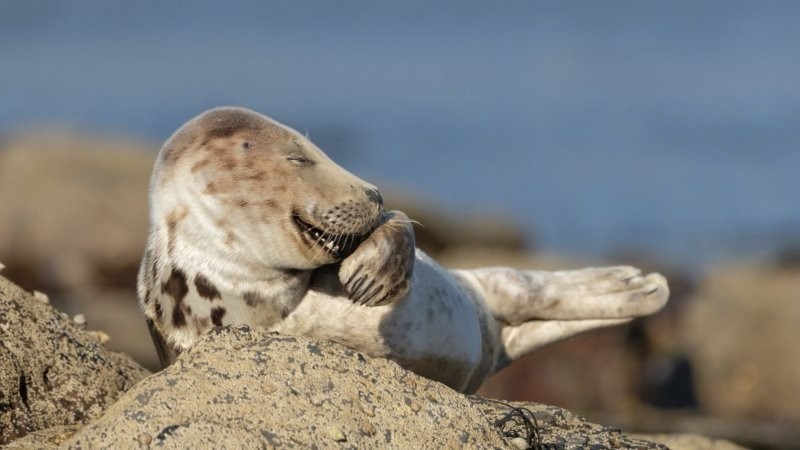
[0,275,149,444]
[3,425,81,449]
[60,326,666,449]
[472,398,666,450]
[682,264,800,422]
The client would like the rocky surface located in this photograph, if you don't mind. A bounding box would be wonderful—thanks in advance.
[58,326,668,449]
[0,274,149,444]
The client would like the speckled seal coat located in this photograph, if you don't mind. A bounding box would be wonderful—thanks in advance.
[137,107,669,393]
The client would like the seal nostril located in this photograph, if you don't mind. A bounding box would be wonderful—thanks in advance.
[365,188,383,206]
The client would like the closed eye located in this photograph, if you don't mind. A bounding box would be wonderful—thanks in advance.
[287,156,314,166]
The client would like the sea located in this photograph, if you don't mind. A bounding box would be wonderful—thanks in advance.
[2,0,799,269]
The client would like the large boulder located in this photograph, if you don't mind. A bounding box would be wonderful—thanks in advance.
[0,274,149,444]
[60,326,666,449]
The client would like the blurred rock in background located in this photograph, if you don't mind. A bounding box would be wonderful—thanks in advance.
[0,131,154,292]
[682,263,800,422]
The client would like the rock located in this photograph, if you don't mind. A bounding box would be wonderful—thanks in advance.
[471,398,665,449]
[772,246,800,269]
[0,275,149,444]
[59,326,666,449]
[2,425,81,449]
[0,131,155,292]
[631,433,748,450]
[682,264,800,422]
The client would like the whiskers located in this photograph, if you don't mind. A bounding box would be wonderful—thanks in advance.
[380,216,422,233]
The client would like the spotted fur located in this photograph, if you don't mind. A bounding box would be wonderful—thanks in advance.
[137,107,669,393]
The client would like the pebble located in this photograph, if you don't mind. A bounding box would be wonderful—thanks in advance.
[87,330,111,344]
[137,433,152,445]
[510,437,529,449]
[33,290,50,304]
[325,425,347,442]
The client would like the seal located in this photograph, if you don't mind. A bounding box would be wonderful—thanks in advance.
[137,107,669,393]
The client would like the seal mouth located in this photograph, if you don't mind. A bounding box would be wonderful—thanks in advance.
[292,214,364,259]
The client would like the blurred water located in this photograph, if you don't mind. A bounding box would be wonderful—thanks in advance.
[1,0,799,268]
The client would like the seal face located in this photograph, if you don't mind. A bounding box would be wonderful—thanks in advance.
[138,106,670,393]
[160,107,382,268]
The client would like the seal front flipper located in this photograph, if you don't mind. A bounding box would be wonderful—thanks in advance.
[339,210,415,307]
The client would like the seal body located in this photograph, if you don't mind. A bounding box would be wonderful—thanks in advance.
[138,107,669,393]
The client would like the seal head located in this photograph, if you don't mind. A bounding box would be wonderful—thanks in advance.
[154,106,384,269]
[139,107,386,357]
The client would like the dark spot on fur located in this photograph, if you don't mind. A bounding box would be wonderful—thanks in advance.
[154,298,163,319]
[259,199,278,209]
[162,268,188,300]
[162,144,185,165]
[211,307,226,327]
[205,181,219,194]
[207,126,248,139]
[194,274,221,301]
[151,255,158,282]
[544,299,561,310]
[282,268,302,277]
[166,208,188,257]
[191,159,211,173]
[172,304,186,328]
[236,199,249,207]
[209,144,228,154]
[243,291,264,307]
[192,316,210,332]
[221,157,237,170]
[244,170,267,181]
[162,267,189,327]
[202,108,265,140]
